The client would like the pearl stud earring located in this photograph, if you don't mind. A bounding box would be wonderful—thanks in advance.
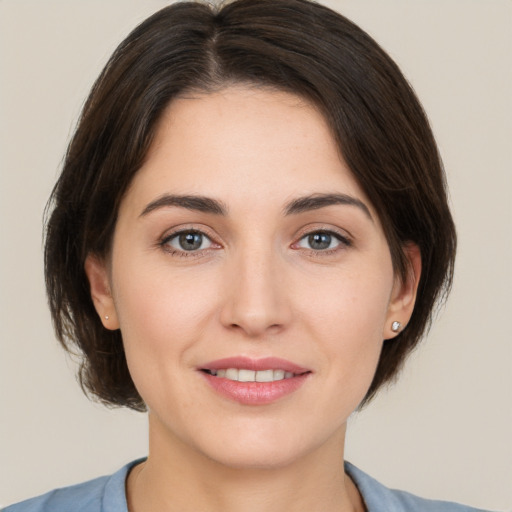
[391,321,402,333]
[105,315,109,321]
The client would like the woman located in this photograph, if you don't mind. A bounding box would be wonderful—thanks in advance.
[2,0,497,510]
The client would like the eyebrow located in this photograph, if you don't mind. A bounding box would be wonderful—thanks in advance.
[140,194,227,217]
[139,192,372,220]
[284,193,373,220]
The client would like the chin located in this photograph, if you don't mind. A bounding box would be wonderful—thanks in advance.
[205,441,308,471]
[193,420,341,471]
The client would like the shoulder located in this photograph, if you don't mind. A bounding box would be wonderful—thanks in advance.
[345,462,494,512]
[2,476,108,512]
[2,460,140,512]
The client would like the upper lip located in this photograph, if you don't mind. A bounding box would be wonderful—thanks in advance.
[200,356,310,374]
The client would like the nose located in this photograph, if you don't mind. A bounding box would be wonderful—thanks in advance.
[219,243,292,338]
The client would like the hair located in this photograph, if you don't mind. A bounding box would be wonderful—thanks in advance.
[45,0,456,411]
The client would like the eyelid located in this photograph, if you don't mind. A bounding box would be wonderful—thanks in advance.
[290,226,353,255]
[293,224,352,245]
[159,224,222,255]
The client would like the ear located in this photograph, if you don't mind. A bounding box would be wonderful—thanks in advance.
[383,243,422,340]
[84,254,120,330]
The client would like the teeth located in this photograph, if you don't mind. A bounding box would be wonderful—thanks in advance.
[210,368,297,382]
[273,369,285,380]
[238,369,256,382]
[255,369,274,382]
[225,368,239,381]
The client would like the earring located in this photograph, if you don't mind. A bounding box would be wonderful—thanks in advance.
[105,315,109,321]
[391,321,402,333]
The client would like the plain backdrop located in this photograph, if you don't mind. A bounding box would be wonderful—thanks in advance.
[0,0,510,510]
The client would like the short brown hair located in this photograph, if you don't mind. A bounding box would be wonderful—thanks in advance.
[45,0,456,411]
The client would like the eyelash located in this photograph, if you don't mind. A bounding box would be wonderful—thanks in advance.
[159,228,352,258]
[293,229,352,256]
[160,228,218,258]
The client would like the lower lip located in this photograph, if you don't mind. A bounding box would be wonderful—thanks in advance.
[201,372,310,405]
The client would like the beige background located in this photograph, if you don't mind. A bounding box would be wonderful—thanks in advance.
[0,0,510,510]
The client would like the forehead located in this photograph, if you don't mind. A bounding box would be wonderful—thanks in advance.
[123,86,372,215]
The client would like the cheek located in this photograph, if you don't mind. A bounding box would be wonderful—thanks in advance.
[301,265,393,340]
[297,265,393,391]
[110,257,221,384]
[114,253,218,331]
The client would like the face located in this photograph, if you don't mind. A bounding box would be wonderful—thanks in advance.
[87,86,418,469]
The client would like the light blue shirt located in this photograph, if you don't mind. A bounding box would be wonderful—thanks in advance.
[3,460,494,511]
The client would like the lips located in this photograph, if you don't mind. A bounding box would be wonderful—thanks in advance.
[199,357,311,405]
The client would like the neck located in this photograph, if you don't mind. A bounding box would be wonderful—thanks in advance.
[127,413,365,512]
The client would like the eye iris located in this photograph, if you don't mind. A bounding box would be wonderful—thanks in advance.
[309,232,331,250]
[179,232,202,251]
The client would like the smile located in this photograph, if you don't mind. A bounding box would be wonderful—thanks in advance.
[204,368,297,382]
[200,357,311,405]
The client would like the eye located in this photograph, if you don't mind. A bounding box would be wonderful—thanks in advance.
[296,230,349,251]
[163,230,213,252]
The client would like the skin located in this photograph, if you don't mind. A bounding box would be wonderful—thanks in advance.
[86,86,420,512]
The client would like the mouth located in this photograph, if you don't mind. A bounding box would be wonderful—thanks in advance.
[201,368,306,382]
[199,357,311,405]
